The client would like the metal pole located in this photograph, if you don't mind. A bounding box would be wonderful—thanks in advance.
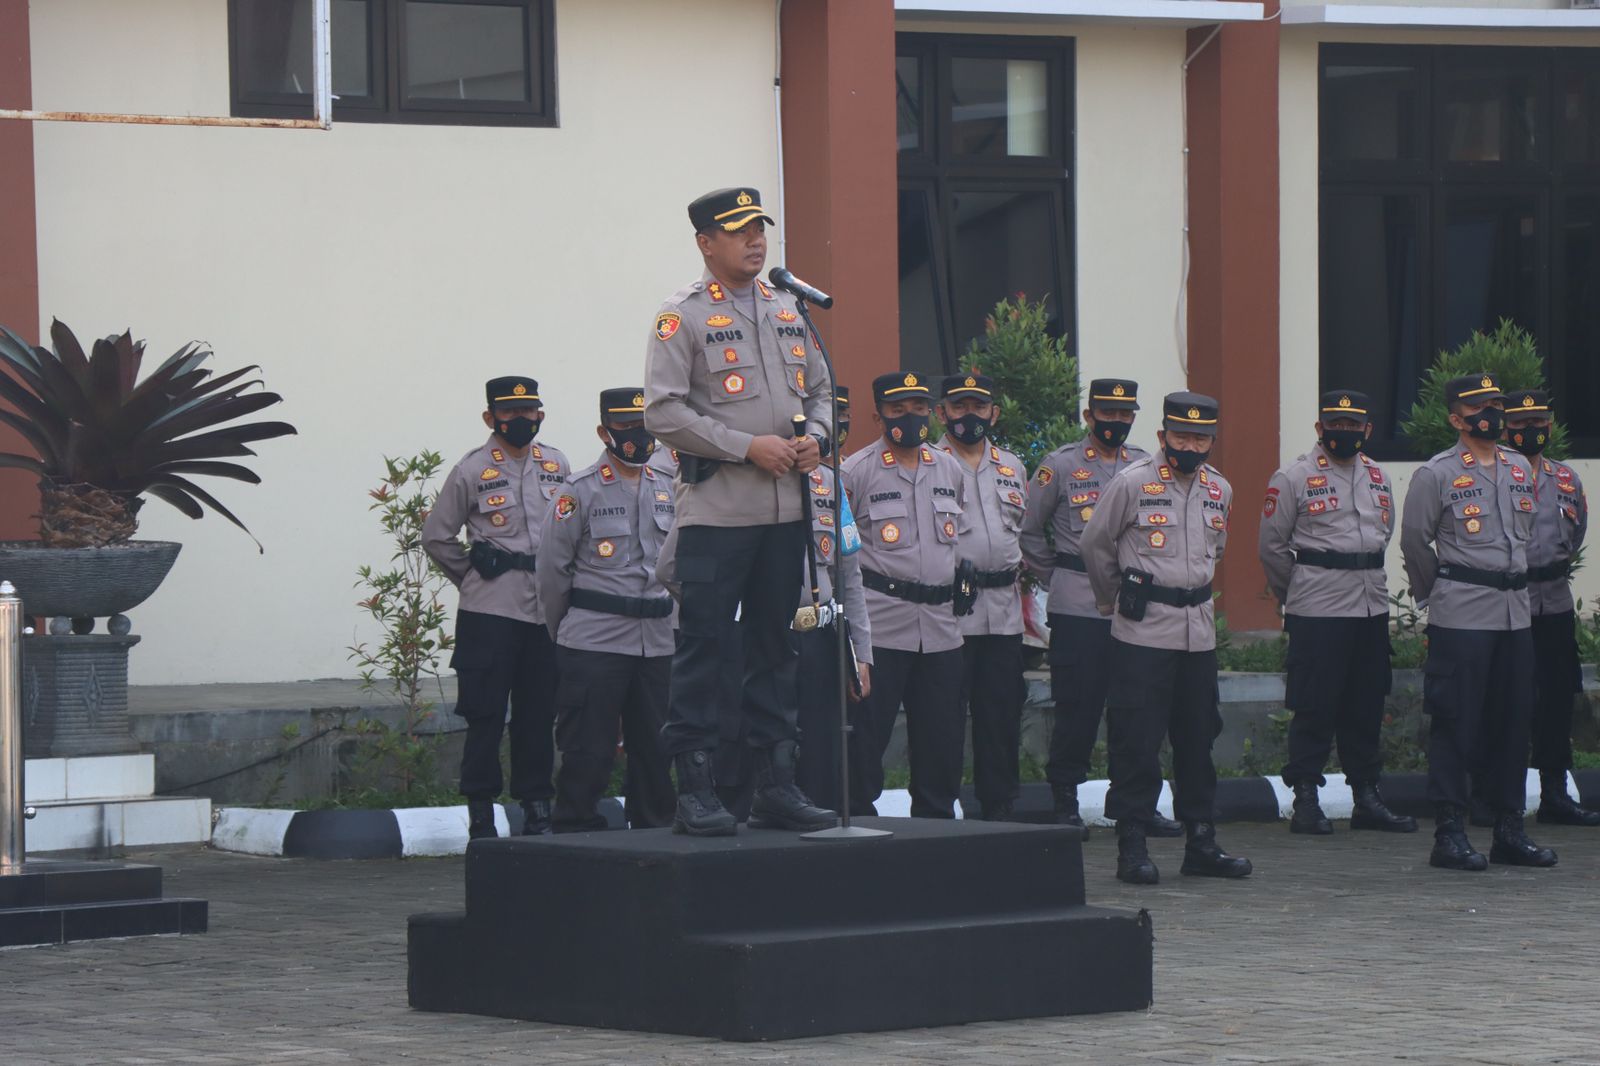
[0,581,30,873]
[313,0,333,130]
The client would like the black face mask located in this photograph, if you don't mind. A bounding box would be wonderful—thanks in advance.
[837,420,851,450]
[605,425,656,465]
[946,412,991,445]
[1463,406,1504,441]
[883,412,930,447]
[496,415,540,449]
[1093,419,1132,450]
[1508,424,1550,457]
[1320,428,1366,459]
[1165,446,1210,475]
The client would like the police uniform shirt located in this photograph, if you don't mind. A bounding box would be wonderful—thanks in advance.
[1527,457,1589,617]
[1080,455,1232,652]
[646,445,680,482]
[1258,445,1393,617]
[422,436,571,625]
[1019,438,1148,618]
[643,270,833,528]
[1400,446,1535,631]
[802,465,874,666]
[841,442,967,655]
[939,441,1027,637]
[538,454,676,657]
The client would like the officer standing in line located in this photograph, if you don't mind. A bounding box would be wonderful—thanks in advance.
[422,377,570,839]
[643,186,836,835]
[1081,392,1252,884]
[935,373,1027,821]
[1503,390,1597,826]
[1258,390,1417,835]
[1400,373,1557,870]
[1020,378,1179,837]
[841,371,970,819]
[539,389,677,832]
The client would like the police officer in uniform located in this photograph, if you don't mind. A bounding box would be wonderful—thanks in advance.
[841,371,969,819]
[1081,392,1252,884]
[643,186,836,835]
[1258,390,1416,835]
[539,389,677,832]
[1401,373,1557,870]
[423,377,570,839]
[1021,379,1178,837]
[935,373,1027,820]
[1503,390,1597,826]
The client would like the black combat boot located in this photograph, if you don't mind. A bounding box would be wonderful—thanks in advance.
[749,741,838,831]
[1115,821,1159,885]
[1536,771,1600,827]
[1429,804,1487,871]
[520,799,553,836]
[1052,787,1088,835]
[1348,781,1417,832]
[1147,810,1184,838]
[466,799,497,840]
[1489,811,1558,867]
[672,750,738,837]
[1180,821,1253,878]
[1289,782,1334,835]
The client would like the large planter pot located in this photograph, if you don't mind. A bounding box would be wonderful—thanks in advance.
[0,540,181,623]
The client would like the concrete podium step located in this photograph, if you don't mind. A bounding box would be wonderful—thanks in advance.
[23,753,211,853]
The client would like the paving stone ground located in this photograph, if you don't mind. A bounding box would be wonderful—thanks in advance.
[4,821,1600,1065]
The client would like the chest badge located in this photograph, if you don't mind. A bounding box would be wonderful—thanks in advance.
[1211,516,1226,530]
[724,373,746,395]
[1147,530,1167,549]
[489,512,508,527]
[485,495,507,507]
[1518,497,1534,511]
[1141,482,1165,496]
[1465,517,1482,534]
[1208,482,1223,501]
[1511,466,1526,483]
[791,345,806,359]
[480,467,501,481]
[1369,467,1384,484]
[1452,475,1475,489]
[1080,506,1094,521]
[819,533,833,558]
[776,309,798,322]
[1463,504,1482,517]
[596,539,616,558]
[723,348,738,364]
[1008,491,1023,506]
[1146,513,1170,525]
[1307,476,1328,489]
[1308,500,1327,515]
[942,520,957,539]
[706,314,733,327]
[880,522,901,544]
[1071,468,1092,481]
[794,369,806,391]
[542,460,560,473]
[998,465,1016,477]
[818,512,835,527]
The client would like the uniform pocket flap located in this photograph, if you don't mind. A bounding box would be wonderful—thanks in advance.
[477,492,514,513]
[932,493,962,515]
[865,496,909,519]
[589,515,632,538]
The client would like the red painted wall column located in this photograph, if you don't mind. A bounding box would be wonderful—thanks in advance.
[1185,9,1281,631]
[779,0,898,423]
[0,0,40,541]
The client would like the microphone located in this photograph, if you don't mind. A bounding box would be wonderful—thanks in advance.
[768,267,835,310]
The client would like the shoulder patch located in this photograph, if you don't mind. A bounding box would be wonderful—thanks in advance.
[1036,466,1053,485]
[655,312,681,341]
[555,494,577,520]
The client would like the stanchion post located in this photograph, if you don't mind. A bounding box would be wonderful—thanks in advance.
[0,580,29,873]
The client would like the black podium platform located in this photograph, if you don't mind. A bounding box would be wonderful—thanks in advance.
[0,859,208,947]
[408,818,1152,1041]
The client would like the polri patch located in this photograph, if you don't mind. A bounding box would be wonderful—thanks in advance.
[724,373,746,395]
[1037,467,1054,485]
[880,522,901,544]
[1147,530,1167,549]
[490,512,507,527]
[655,312,681,341]
[597,539,616,558]
[555,495,577,519]
[706,314,733,327]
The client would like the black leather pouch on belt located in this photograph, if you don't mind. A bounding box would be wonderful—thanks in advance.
[952,559,979,617]
[679,454,723,484]
[469,541,513,580]
[1117,567,1152,621]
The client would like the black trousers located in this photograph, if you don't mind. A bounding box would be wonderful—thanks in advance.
[662,522,805,756]
[1104,640,1221,825]
[451,609,556,803]
[1045,613,1114,791]
[551,648,675,832]
[1424,624,1533,813]
[795,626,849,816]
[1530,610,1583,773]
[1280,614,1391,788]
[851,646,965,818]
[962,634,1024,811]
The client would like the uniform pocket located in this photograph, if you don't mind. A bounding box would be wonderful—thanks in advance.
[1132,511,1176,557]
[470,490,522,536]
[932,494,961,545]
[867,497,914,551]
[707,363,764,404]
[586,515,632,568]
[995,479,1027,531]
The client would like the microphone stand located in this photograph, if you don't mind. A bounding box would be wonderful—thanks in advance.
[794,296,891,842]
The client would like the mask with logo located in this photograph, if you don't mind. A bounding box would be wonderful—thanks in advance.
[836,420,851,450]
[1165,446,1210,475]
[1508,423,1550,457]
[1320,427,1366,459]
[1463,406,1504,441]
[496,415,540,449]
[946,412,991,446]
[1093,419,1132,450]
[884,412,930,447]
[605,426,656,466]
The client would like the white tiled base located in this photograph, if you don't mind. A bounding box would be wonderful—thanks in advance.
[24,754,156,803]
[26,796,213,853]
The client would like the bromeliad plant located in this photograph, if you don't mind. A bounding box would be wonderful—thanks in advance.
[0,320,296,549]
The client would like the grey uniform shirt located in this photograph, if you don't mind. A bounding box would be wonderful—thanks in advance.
[1020,440,1148,617]
[538,454,676,658]
[1401,445,1535,632]
[643,270,832,528]
[1081,456,1231,652]
[422,436,570,625]
[1528,457,1588,617]
[1258,445,1393,618]
[841,442,967,655]
[939,442,1026,637]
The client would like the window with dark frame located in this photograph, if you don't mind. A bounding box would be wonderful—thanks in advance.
[896,34,1076,377]
[229,0,556,127]
[1319,44,1600,459]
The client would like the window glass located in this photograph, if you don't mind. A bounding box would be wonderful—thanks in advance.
[236,0,373,100]
[405,2,531,104]
[950,57,1049,158]
[897,56,922,153]
[1440,62,1542,165]
[1557,62,1600,168]
[1321,62,1423,164]
[898,188,945,374]
[1562,197,1600,439]
[949,189,1062,351]
[1440,195,1542,351]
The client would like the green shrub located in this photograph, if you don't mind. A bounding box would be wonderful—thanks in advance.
[958,293,1084,474]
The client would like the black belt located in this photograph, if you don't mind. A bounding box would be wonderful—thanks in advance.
[974,567,1018,589]
[862,568,953,605]
[1294,549,1385,571]
[1527,560,1572,583]
[569,588,675,618]
[1053,552,1087,573]
[1436,564,1528,591]
[1143,580,1214,608]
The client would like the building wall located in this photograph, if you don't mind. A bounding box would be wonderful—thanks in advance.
[29,0,783,684]
[1279,23,1600,612]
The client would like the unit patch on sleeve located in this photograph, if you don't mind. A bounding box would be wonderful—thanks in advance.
[655,312,681,341]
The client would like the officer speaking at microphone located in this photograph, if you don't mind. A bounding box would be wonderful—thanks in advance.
[1081,392,1252,884]
[1258,390,1416,835]
[423,376,570,839]
[644,186,836,835]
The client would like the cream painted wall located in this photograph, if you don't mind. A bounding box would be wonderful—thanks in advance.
[1279,23,1600,611]
[29,0,782,684]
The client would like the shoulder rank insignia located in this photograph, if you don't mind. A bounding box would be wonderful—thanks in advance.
[1316,454,1330,469]
[531,445,543,459]
[706,282,727,303]
[491,449,504,462]
[1121,447,1131,461]
[990,446,1001,462]
[1369,466,1384,484]
[480,467,501,481]
[1542,458,1554,474]
[881,450,896,467]
[1497,449,1510,465]
[1158,465,1173,481]
[600,464,616,483]
[757,280,775,299]
[776,309,798,322]
[920,446,934,464]
[1085,446,1098,460]
[655,311,681,341]
[1036,467,1053,485]
[1071,468,1092,481]
[1452,474,1474,489]
[555,494,576,520]
[1142,482,1165,496]
[1199,469,1209,484]
[1460,451,1476,466]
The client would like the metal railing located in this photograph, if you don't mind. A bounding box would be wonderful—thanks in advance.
[0,581,36,873]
